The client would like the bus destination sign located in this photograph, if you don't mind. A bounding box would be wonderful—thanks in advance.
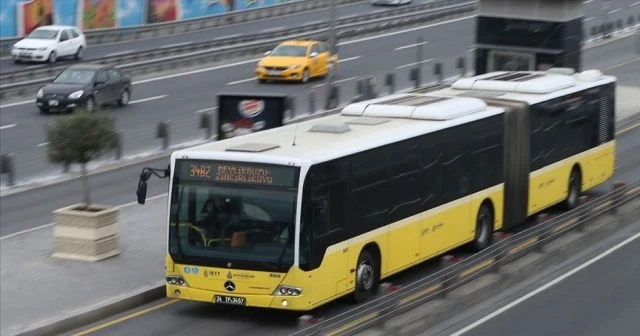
[179,160,296,187]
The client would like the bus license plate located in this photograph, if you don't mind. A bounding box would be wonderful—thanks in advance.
[214,295,245,306]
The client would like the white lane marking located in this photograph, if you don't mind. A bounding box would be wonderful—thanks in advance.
[632,1,640,7]
[603,57,640,70]
[261,26,287,32]
[163,42,192,48]
[394,41,429,51]
[608,8,622,14]
[215,33,240,40]
[105,50,134,57]
[395,58,434,70]
[584,17,595,22]
[337,15,474,46]
[195,106,218,113]
[1,100,34,108]
[226,77,256,85]
[0,193,168,240]
[0,16,476,109]
[129,95,168,104]
[338,56,361,63]
[312,76,359,88]
[0,124,17,130]
[133,58,261,85]
[583,0,593,4]
[36,142,48,147]
[450,231,640,336]
[1,58,263,108]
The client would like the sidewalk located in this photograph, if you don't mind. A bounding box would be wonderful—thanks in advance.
[0,197,167,336]
[1,88,639,336]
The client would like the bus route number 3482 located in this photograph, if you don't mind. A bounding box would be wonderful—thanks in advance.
[214,295,246,306]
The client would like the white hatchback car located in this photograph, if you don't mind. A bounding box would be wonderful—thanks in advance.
[11,25,87,64]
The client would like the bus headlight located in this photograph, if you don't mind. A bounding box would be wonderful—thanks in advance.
[166,276,188,287]
[274,285,302,296]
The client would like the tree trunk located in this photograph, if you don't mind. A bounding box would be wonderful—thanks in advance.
[81,162,91,206]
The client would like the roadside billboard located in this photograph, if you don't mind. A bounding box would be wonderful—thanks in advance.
[217,93,288,140]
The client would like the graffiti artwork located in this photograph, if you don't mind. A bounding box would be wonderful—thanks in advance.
[147,0,178,24]
[1,0,300,38]
[83,0,116,29]
[18,0,54,36]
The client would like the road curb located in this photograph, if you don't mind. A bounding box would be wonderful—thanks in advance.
[16,284,166,336]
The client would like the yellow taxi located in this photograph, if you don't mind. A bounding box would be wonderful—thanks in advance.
[255,40,338,83]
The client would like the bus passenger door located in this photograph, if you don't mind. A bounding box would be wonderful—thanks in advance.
[306,183,350,304]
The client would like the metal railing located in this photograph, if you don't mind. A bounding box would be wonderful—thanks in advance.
[291,179,640,336]
[0,0,474,91]
[0,0,364,56]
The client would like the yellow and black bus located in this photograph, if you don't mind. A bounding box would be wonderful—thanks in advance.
[144,68,615,310]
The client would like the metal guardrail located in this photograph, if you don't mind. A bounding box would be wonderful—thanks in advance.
[0,0,471,87]
[0,0,363,56]
[291,179,640,336]
[0,1,476,99]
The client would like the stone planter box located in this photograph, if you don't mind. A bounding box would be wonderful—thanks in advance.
[52,203,120,262]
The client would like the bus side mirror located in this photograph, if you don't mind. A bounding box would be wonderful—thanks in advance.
[137,179,148,204]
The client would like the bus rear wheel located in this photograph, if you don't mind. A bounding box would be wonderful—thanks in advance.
[564,169,581,210]
[352,249,379,303]
[473,204,493,251]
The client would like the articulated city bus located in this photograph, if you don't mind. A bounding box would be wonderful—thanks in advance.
[136,68,616,311]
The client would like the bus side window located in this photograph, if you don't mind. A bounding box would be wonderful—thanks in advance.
[311,183,343,237]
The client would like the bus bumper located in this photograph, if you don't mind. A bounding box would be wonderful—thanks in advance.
[166,284,311,310]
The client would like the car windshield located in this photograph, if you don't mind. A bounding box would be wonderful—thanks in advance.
[53,69,96,85]
[270,45,307,57]
[168,160,300,272]
[27,29,59,40]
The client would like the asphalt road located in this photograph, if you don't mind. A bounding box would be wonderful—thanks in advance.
[0,0,399,73]
[447,230,640,336]
[1,15,639,236]
[1,13,639,185]
[0,0,636,73]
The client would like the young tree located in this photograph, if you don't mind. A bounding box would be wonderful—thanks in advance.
[46,109,118,208]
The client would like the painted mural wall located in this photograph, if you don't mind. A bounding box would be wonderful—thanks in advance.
[0,0,299,38]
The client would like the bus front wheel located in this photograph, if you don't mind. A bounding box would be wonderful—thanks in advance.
[353,249,380,303]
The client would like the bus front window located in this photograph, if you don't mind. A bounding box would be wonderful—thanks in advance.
[168,160,299,272]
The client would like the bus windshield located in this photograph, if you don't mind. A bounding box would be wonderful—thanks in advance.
[168,160,299,272]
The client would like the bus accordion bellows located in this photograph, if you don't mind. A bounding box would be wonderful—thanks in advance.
[137,68,616,310]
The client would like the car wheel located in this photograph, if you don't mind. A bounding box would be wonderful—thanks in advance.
[257,78,267,84]
[301,69,310,83]
[75,47,84,60]
[117,88,130,106]
[48,51,57,64]
[39,108,49,115]
[85,96,95,112]
[14,59,21,64]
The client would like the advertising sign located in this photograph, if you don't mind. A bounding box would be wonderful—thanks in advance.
[217,93,287,140]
